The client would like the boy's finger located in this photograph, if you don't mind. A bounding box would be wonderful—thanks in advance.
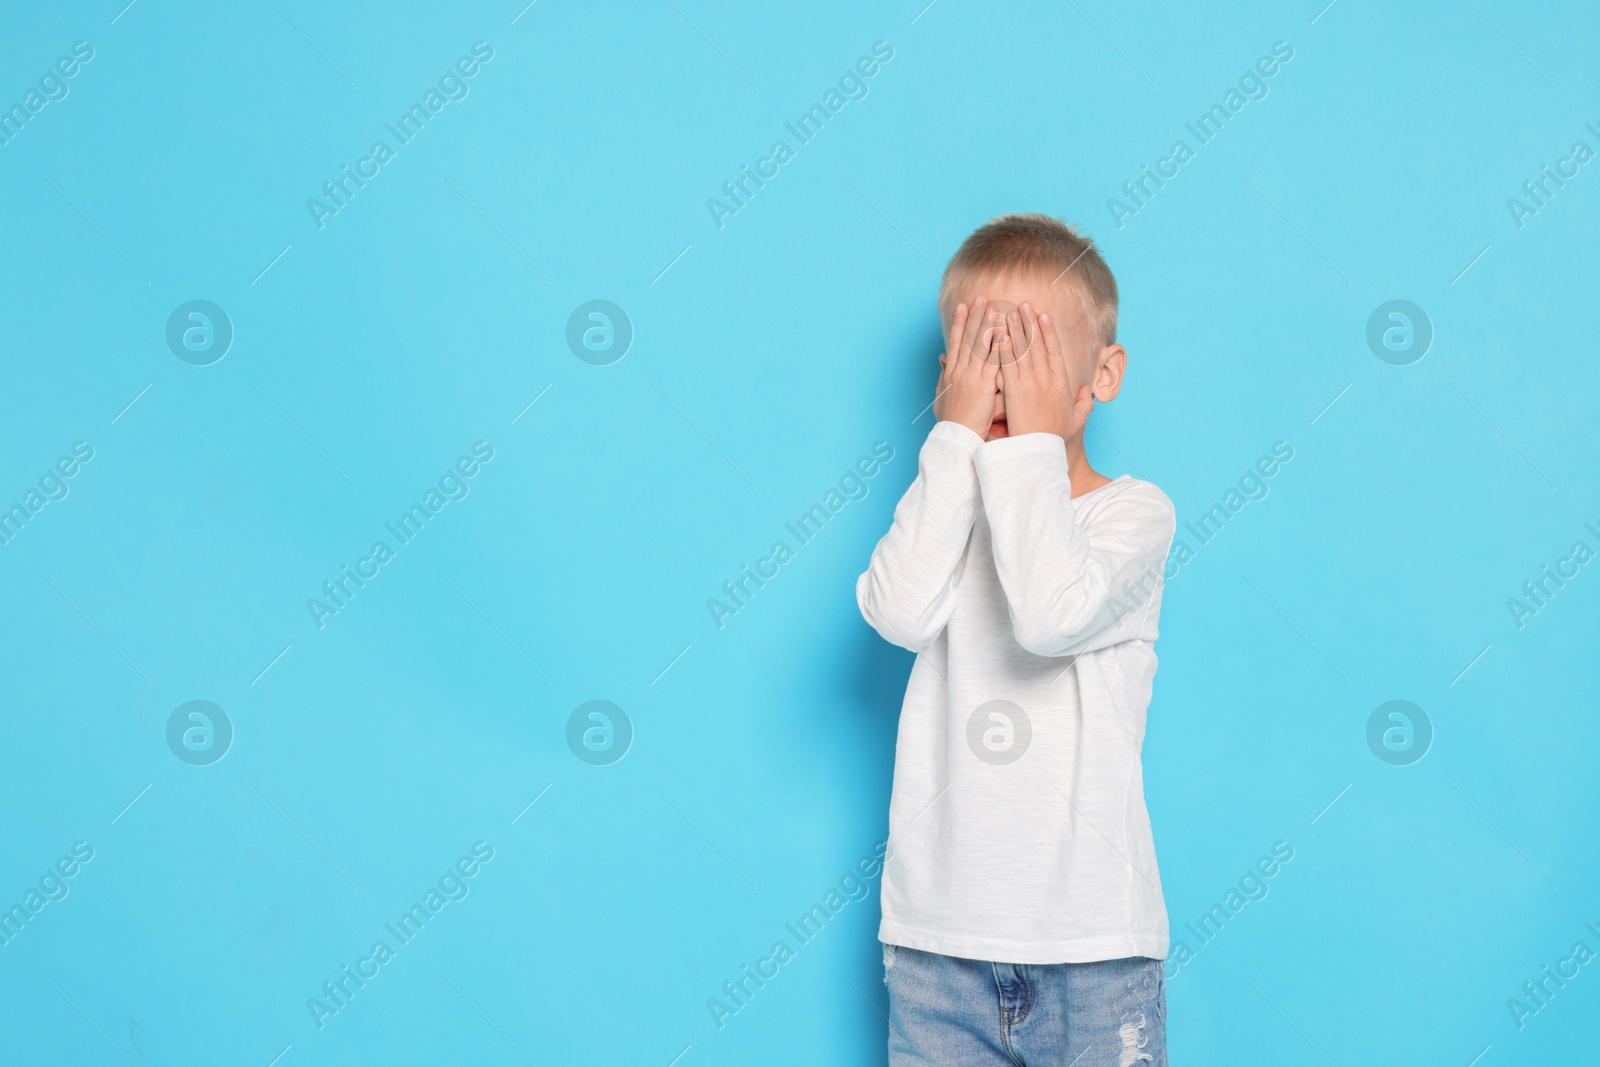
[999,335,1025,392]
[1037,311,1064,361]
[993,331,1011,368]
[1038,312,1073,381]
[959,296,989,361]
[1073,382,1095,424]
[1021,316,1049,387]
[1012,307,1041,373]
[977,307,1005,365]
[947,305,968,362]
[1005,309,1025,361]
[979,345,1001,382]
[1013,306,1037,362]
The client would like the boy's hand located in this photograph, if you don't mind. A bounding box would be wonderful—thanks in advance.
[997,304,1094,442]
[933,297,1001,438]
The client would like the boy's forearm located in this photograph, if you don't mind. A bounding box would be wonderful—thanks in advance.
[974,433,1172,657]
[856,421,985,651]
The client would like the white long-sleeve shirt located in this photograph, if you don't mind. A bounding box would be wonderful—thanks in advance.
[857,420,1177,964]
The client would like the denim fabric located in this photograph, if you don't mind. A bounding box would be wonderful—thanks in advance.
[883,943,1166,1066]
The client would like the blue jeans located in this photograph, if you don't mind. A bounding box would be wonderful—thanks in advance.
[883,944,1167,1066]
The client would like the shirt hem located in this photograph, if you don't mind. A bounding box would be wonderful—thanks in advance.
[877,917,1167,965]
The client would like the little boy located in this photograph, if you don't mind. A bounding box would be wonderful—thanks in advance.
[856,214,1177,1065]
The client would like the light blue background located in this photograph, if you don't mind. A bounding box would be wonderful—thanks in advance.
[2,1,1597,1063]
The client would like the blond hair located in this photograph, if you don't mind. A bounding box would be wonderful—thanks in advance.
[938,213,1119,348]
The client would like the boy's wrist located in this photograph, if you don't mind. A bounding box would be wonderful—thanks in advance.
[931,420,986,453]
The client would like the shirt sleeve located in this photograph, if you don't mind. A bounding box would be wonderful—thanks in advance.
[855,421,986,653]
[973,432,1176,658]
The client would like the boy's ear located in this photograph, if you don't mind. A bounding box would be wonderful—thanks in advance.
[1092,344,1127,402]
